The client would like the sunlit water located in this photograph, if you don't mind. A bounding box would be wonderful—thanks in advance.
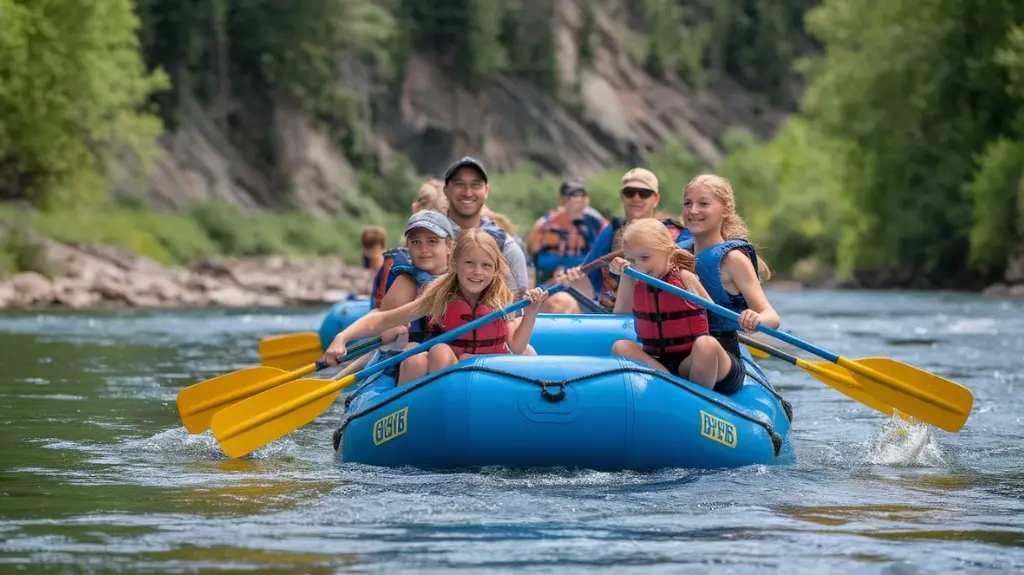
[1,291,1022,573]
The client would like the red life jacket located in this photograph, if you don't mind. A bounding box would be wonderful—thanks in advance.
[425,298,510,355]
[632,270,709,356]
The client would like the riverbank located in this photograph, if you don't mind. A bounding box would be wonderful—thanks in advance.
[3,237,1024,310]
[0,239,372,309]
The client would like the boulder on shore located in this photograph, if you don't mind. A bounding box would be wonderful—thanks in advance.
[0,240,371,309]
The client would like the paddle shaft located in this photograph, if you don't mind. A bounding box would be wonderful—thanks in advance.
[216,285,568,442]
[622,267,962,415]
[185,336,382,417]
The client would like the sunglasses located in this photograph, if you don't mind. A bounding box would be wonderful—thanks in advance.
[562,189,587,198]
[621,187,656,200]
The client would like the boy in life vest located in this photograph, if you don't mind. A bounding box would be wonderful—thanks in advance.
[678,174,780,358]
[607,218,745,395]
[360,226,387,277]
[324,229,548,385]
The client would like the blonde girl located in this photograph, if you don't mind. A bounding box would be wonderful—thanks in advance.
[609,218,745,394]
[680,175,780,358]
[324,230,548,385]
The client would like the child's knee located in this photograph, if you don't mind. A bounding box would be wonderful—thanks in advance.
[402,352,427,368]
[611,339,638,356]
[691,335,719,359]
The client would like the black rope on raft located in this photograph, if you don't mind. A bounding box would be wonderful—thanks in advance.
[333,364,785,457]
[741,362,794,423]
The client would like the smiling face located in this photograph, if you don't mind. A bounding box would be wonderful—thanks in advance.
[406,228,452,275]
[444,167,489,218]
[682,183,726,236]
[455,245,497,297]
[623,240,671,278]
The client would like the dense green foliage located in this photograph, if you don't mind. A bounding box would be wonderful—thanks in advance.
[793,0,1024,283]
[0,0,166,208]
[0,202,407,275]
[5,0,1024,286]
[635,0,815,101]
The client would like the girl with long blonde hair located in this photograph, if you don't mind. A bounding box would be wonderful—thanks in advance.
[324,229,548,385]
[680,174,780,359]
[607,219,744,394]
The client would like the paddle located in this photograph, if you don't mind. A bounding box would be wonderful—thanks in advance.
[210,285,570,458]
[176,336,383,434]
[258,332,324,370]
[737,334,905,418]
[623,267,974,432]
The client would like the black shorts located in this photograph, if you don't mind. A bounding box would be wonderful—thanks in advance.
[652,350,745,396]
[652,353,688,376]
[714,351,746,395]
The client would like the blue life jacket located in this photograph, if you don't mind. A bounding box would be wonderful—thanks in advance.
[678,238,759,336]
[389,257,441,342]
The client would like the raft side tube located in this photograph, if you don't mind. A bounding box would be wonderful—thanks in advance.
[338,355,792,471]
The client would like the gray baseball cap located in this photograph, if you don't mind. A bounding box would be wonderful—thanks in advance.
[405,209,456,239]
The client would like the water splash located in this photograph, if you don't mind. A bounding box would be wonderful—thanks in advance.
[864,416,945,467]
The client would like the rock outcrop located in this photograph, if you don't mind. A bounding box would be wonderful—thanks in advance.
[0,240,371,309]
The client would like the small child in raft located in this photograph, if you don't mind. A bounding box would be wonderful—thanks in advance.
[607,218,745,395]
[359,225,388,277]
[324,229,548,385]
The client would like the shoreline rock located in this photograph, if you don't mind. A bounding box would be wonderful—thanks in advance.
[0,240,372,309]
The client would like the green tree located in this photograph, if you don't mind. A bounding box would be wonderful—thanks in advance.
[0,0,167,208]
[801,0,1024,282]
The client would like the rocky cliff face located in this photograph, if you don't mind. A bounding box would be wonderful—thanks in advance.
[133,0,783,216]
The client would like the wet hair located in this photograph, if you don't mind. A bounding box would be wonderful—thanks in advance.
[621,218,696,277]
[420,229,514,328]
[683,174,772,280]
[359,226,387,250]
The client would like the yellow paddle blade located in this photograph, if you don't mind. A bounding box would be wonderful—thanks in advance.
[745,344,770,359]
[176,364,317,434]
[211,374,357,459]
[797,359,897,417]
[838,357,974,433]
[177,366,284,433]
[258,332,323,370]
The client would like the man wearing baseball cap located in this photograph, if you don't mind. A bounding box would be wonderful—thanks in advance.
[441,156,530,298]
[558,167,691,312]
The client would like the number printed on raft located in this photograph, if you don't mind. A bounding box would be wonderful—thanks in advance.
[699,410,737,448]
[373,407,408,446]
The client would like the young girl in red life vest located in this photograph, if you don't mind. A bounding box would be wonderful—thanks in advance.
[324,229,549,385]
[609,218,744,395]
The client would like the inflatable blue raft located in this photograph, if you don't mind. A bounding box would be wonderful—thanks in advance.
[328,309,795,471]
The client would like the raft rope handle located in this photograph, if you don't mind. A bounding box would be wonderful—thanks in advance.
[335,364,785,457]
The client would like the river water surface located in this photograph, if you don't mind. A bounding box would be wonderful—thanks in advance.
[1,290,1022,574]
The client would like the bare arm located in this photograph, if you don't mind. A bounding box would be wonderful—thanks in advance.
[677,269,712,300]
[332,297,428,349]
[610,258,635,314]
[722,250,781,329]
[379,275,418,311]
[507,288,547,354]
